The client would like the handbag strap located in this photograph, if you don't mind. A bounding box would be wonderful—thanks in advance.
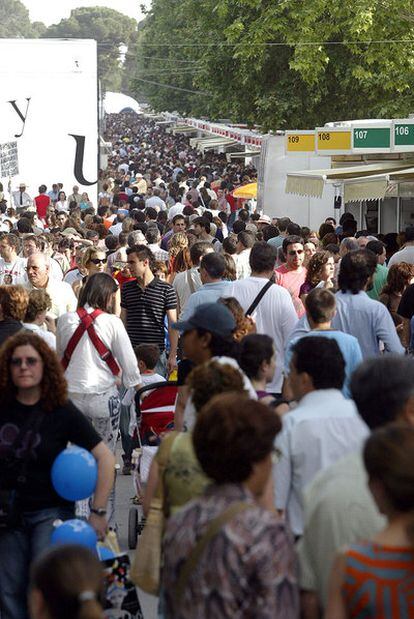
[186,269,196,295]
[245,279,273,317]
[175,501,251,606]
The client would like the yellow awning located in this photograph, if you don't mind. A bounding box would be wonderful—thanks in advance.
[232,182,257,199]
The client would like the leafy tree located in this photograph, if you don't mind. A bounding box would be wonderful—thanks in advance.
[43,6,138,92]
[0,0,45,38]
[131,0,414,130]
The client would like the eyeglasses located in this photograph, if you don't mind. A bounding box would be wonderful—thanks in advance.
[89,258,107,265]
[288,249,304,256]
[271,446,282,465]
[10,357,41,368]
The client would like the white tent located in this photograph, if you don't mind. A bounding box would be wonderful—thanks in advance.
[103,92,141,114]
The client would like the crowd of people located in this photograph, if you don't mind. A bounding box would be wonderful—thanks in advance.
[1,111,414,618]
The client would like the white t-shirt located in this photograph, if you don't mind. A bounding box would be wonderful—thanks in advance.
[226,276,298,392]
[0,256,26,285]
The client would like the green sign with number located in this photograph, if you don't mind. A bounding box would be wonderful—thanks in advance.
[394,123,414,147]
[353,127,390,150]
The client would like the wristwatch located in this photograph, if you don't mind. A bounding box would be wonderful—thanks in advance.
[90,507,107,517]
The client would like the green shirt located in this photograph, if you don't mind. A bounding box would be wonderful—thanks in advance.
[366,263,388,301]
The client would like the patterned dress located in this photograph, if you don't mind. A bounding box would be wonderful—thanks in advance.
[342,541,414,618]
[162,483,299,618]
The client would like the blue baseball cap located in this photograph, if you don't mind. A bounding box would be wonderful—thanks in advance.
[173,303,236,337]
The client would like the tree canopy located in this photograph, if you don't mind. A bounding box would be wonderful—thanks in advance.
[0,0,45,38]
[44,6,138,92]
[130,0,414,129]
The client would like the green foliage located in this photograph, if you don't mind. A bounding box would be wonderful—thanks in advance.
[43,6,138,92]
[0,0,45,38]
[130,0,414,130]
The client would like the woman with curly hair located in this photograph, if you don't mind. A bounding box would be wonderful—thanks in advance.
[219,296,256,341]
[299,250,335,303]
[167,232,189,284]
[0,284,28,346]
[0,332,115,619]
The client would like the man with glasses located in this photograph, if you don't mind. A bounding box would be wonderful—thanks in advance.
[275,235,307,317]
[25,252,77,319]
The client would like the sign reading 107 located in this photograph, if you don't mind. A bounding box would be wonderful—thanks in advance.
[394,123,414,147]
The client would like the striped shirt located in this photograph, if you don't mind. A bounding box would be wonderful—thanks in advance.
[121,277,177,350]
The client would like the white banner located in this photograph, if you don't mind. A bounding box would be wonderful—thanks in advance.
[0,39,98,202]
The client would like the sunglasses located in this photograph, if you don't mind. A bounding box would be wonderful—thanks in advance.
[288,249,304,256]
[10,357,41,368]
[90,258,107,265]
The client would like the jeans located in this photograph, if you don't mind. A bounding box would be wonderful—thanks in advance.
[0,505,74,619]
[70,388,120,528]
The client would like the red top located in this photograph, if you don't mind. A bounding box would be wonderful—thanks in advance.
[34,194,50,220]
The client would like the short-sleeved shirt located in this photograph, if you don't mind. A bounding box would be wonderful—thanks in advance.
[274,265,307,317]
[1,399,101,511]
[121,277,177,350]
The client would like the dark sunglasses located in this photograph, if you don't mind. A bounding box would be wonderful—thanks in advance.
[288,249,304,256]
[11,357,40,368]
[90,258,107,265]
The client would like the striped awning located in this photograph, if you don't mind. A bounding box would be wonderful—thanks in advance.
[285,162,414,202]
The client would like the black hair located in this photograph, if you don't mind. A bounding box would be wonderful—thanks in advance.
[286,222,301,236]
[200,252,226,279]
[232,220,246,234]
[193,216,210,234]
[237,230,255,249]
[239,334,274,379]
[338,249,377,294]
[222,236,237,255]
[126,244,156,270]
[366,240,386,256]
[351,356,414,429]
[78,272,118,312]
[282,235,303,255]
[291,336,345,390]
[249,241,277,272]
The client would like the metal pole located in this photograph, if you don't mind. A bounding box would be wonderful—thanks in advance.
[397,196,401,232]
[377,199,381,234]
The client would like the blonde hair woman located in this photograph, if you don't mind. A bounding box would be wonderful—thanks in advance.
[72,247,120,316]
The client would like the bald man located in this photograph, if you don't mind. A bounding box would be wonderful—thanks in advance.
[25,253,77,319]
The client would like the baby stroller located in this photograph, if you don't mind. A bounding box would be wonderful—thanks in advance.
[128,381,178,549]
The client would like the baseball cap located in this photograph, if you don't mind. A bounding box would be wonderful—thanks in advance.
[173,303,236,337]
[257,214,271,224]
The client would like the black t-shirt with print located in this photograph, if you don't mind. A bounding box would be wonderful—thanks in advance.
[0,399,101,511]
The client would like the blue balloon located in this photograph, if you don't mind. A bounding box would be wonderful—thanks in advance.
[51,519,97,550]
[97,545,116,561]
[51,446,98,501]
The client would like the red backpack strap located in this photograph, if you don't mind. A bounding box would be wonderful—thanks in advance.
[61,308,120,376]
[61,307,88,370]
[81,309,120,376]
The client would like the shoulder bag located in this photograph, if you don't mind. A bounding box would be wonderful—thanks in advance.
[174,501,252,606]
[130,431,178,594]
[245,278,274,317]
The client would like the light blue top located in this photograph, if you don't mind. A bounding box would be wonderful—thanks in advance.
[332,291,404,358]
[267,235,284,249]
[285,330,363,398]
[181,280,232,321]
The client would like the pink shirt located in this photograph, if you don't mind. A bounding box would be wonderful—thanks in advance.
[275,264,307,317]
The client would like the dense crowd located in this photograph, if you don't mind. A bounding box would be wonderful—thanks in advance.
[1,112,414,619]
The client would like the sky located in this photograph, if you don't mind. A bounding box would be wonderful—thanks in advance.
[21,0,149,26]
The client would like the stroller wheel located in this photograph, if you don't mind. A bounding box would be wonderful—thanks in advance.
[128,506,139,549]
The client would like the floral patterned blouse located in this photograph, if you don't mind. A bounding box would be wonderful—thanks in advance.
[162,483,299,618]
